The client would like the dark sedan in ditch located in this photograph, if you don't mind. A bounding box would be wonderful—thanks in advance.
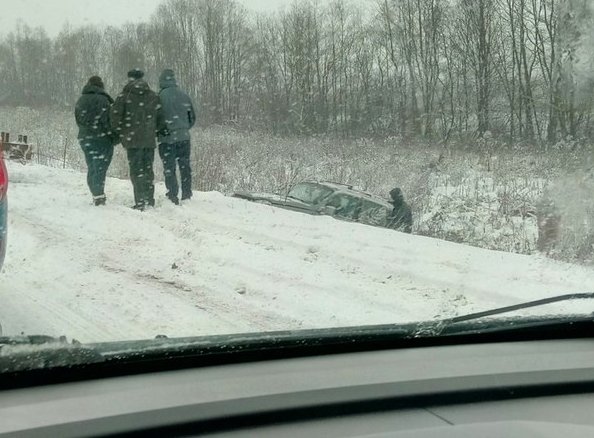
[233,181,393,229]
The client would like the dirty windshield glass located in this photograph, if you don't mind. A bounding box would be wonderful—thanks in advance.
[1,0,594,369]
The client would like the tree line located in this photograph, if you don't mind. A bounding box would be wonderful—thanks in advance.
[1,0,593,143]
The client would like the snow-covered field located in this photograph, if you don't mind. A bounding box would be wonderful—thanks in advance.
[1,161,593,343]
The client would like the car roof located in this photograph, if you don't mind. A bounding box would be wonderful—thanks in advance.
[294,181,350,191]
[298,181,392,209]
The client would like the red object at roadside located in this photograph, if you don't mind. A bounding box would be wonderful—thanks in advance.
[0,148,7,202]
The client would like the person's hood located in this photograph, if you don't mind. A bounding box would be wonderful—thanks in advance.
[159,69,177,89]
[389,188,404,206]
[81,85,114,103]
[82,84,106,95]
[123,79,152,95]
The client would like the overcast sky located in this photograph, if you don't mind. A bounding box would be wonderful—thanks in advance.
[0,0,290,37]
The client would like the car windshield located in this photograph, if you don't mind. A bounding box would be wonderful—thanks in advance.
[2,0,594,374]
[287,182,334,205]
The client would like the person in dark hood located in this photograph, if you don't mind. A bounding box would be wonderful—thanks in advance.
[111,69,164,211]
[157,69,196,205]
[74,75,116,206]
[387,188,413,233]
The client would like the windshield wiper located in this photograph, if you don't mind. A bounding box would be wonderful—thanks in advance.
[413,293,594,338]
[446,293,594,324]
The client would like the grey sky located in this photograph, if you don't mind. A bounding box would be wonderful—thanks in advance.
[0,0,288,37]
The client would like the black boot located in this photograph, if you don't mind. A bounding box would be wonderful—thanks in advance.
[93,195,106,206]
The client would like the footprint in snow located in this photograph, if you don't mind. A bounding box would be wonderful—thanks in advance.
[304,247,320,262]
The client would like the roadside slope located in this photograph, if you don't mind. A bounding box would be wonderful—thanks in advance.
[1,162,593,342]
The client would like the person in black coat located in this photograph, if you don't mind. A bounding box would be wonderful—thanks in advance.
[387,188,413,233]
[74,76,116,206]
[111,69,164,211]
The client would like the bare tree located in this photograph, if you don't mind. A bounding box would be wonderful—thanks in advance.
[1,0,594,144]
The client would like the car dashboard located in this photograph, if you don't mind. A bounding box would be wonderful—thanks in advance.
[1,338,594,437]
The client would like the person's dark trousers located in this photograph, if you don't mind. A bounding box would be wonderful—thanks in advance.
[80,137,114,201]
[158,140,193,203]
[126,148,155,209]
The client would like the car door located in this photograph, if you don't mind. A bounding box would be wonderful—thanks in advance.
[322,193,362,221]
[358,199,390,227]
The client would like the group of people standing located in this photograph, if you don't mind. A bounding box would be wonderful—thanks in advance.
[74,68,196,210]
[74,69,414,232]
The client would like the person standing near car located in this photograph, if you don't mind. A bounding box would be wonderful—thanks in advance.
[75,75,116,206]
[157,69,196,205]
[111,69,164,211]
[387,188,413,233]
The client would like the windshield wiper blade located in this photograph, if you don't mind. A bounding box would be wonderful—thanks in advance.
[410,293,594,338]
[446,293,594,325]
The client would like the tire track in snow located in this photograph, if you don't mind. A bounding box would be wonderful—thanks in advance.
[156,210,464,324]
[6,197,302,339]
[3,209,218,341]
[1,213,151,341]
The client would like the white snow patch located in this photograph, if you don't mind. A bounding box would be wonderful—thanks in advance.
[1,162,593,343]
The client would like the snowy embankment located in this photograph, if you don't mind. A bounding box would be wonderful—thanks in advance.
[1,162,593,343]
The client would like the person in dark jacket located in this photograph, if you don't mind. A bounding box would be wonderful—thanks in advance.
[157,69,196,204]
[74,76,115,206]
[387,188,413,233]
[111,69,164,211]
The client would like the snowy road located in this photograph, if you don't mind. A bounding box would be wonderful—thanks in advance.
[1,162,594,343]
